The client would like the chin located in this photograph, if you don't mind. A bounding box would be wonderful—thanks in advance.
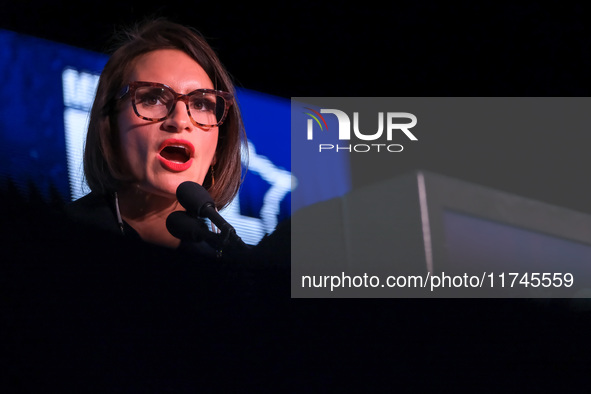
[152,176,204,198]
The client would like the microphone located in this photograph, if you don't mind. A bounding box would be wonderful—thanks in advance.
[166,210,219,245]
[176,181,234,234]
[172,181,248,251]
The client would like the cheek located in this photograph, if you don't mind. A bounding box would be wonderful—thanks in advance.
[190,131,219,184]
[117,115,152,172]
[201,131,219,166]
[206,131,219,158]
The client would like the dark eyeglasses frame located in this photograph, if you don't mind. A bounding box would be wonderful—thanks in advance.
[117,81,234,127]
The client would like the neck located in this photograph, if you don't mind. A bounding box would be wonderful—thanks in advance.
[117,186,182,249]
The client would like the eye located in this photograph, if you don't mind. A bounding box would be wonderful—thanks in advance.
[136,88,169,106]
[190,95,217,112]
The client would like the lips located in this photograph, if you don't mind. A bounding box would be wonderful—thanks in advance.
[157,139,195,172]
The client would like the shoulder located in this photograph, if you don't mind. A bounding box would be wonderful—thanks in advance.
[66,191,112,217]
[65,191,120,234]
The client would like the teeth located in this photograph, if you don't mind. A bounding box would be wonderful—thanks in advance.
[162,145,191,156]
[167,145,189,153]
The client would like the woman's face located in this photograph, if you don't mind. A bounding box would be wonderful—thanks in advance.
[117,49,218,199]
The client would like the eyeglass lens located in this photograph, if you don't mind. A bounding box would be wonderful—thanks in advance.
[134,86,225,126]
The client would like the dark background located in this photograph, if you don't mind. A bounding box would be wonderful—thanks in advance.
[2,2,591,391]
[3,3,589,98]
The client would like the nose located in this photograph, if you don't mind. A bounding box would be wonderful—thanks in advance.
[162,101,193,132]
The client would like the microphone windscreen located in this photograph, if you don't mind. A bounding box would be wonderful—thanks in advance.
[176,181,214,214]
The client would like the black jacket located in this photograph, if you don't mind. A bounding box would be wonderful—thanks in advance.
[65,191,219,260]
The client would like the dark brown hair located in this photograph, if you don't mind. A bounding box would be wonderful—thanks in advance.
[84,19,246,209]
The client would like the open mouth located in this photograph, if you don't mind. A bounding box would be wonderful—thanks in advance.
[160,145,191,163]
[158,139,194,172]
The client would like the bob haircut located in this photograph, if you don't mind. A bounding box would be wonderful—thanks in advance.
[84,19,246,209]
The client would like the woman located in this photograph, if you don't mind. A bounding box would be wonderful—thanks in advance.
[67,19,246,252]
